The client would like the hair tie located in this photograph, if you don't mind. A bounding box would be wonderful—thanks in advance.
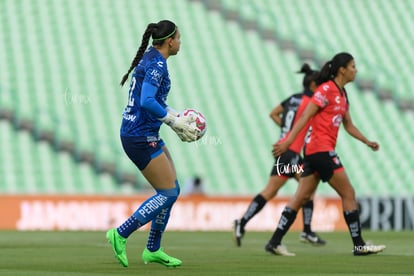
[153,26,177,41]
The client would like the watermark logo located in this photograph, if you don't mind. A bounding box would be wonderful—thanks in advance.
[354,244,382,253]
[194,134,222,148]
[63,89,92,105]
[274,156,304,176]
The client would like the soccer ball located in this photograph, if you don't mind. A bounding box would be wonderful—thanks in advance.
[180,108,207,140]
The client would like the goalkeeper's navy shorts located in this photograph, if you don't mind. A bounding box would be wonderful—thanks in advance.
[270,149,304,178]
[121,136,165,170]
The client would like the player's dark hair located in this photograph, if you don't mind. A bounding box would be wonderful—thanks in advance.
[315,52,354,85]
[297,63,319,89]
[152,20,177,46]
[120,20,177,86]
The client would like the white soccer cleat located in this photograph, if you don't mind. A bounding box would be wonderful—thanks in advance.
[300,231,326,246]
[265,243,296,256]
[353,244,386,256]
[233,219,245,247]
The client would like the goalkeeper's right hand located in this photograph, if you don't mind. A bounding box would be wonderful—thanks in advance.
[159,112,199,142]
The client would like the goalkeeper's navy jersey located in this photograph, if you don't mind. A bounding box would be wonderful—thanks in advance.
[120,46,170,140]
[279,92,303,139]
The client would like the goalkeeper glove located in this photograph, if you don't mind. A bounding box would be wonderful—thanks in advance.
[166,106,179,117]
[160,111,199,142]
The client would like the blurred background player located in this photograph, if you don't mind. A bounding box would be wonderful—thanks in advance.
[183,175,206,196]
[233,64,325,248]
[106,20,199,268]
[269,52,386,256]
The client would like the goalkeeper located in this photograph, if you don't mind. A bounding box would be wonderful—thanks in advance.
[106,20,198,269]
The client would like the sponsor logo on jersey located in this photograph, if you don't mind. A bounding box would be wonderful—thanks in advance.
[289,97,302,105]
[332,114,343,127]
[150,69,162,82]
[335,96,341,104]
[314,91,328,107]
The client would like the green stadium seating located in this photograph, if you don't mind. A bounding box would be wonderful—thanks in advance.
[241,0,414,104]
[0,0,413,196]
[0,120,123,194]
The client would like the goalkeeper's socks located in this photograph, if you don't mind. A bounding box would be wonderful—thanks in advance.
[268,207,297,246]
[147,229,163,252]
[118,215,142,238]
[302,200,314,233]
[241,194,267,227]
[117,186,179,239]
[344,210,365,246]
[133,188,178,224]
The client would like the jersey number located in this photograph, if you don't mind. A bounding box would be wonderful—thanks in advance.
[127,77,136,107]
[281,110,295,137]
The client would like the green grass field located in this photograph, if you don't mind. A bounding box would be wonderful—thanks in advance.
[0,230,412,275]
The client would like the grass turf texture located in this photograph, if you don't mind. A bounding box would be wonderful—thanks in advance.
[0,231,412,275]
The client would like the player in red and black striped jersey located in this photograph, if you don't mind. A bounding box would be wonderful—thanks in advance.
[277,92,303,140]
[233,64,325,248]
[268,53,385,256]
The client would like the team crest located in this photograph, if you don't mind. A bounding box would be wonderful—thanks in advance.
[332,156,341,165]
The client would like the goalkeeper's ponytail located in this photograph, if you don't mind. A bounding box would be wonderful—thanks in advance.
[120,23,157,86]
[120,20,177,87]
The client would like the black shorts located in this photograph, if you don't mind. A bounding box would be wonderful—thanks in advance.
[301,151,344,182]
[121,136,165,170]
[270,150,304,178]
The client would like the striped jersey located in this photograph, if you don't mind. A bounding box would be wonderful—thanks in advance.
[278,89,313,154]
